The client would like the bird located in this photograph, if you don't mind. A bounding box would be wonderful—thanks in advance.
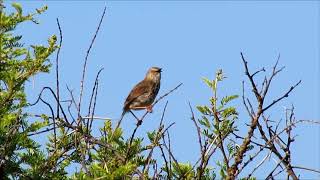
[115,67,162,130]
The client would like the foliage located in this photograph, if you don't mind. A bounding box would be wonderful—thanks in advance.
[0,2,59,179]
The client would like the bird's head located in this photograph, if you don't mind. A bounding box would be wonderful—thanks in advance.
[145,67,162,82]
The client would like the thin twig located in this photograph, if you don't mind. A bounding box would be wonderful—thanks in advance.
[82,116,111,120]
[27,127,56,136]
[153,83,183,106]
[57,119,125,162]
[247,150,272,179]
[252,67,265,77]
[262,54,284,99]
[188,102,203,153]
[167,130,173,176]
[78,7,106,123]
[291,166,320,174]
[266,156,286,179]
[30,87,69,124]
[262,80,301,112]
[242,81,253,118]
[55,18,62,118]
[229,53,300,179]
[66,86,79,112]
[159,144,170,178]
[240,52,261,101]
[54,18,62,151]
[87,68,104,131]
[162,131,181,175]
[143,101,168,173]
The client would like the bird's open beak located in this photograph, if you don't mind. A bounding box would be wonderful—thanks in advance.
[158,68,162,72]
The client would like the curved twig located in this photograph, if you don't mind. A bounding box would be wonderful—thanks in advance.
[78,7,106,123]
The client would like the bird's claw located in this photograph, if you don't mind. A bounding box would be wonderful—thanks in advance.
[146,105,153,113]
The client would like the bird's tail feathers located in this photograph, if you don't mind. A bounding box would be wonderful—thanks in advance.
[114,110,126,130]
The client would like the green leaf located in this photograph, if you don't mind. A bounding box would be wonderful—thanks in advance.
[172,163,194,178]
[12,3,22,15]
[196,105,212,115]
[35,5,48,14]
[112,127,123,140]
[221,95,239,106]
[147,130,156,142]
[221,107,238,119]
[0,3,59,178]
[227,142,235,155]
[198,116,211,129]
[202,77,215,88]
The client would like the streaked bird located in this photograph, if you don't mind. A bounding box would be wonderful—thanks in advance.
[115,67,162,129]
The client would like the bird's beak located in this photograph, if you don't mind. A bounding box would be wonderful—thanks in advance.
[158,68,162,72]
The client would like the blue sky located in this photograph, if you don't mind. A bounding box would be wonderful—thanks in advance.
[8,1,320,179]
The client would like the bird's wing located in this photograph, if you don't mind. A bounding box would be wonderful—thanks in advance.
[123,80,151,111]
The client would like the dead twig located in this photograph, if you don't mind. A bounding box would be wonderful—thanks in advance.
[143,101,168,174]
[262,80,301,112]
[54,18,63,151]
[78,7,106,124]
[228,53,301,180]
[291,166,320,174]
[87,68,104,131]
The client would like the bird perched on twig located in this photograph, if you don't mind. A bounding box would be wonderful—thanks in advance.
[115,67,162,129]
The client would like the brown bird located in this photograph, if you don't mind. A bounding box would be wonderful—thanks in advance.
[115,67,162,129]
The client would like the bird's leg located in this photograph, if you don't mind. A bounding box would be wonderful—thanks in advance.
[129,110,140,122]
[130,106,146,110]
[146,105,153,113]
[130,106,153,113]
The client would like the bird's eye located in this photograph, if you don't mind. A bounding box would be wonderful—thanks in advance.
[151,67,162,72]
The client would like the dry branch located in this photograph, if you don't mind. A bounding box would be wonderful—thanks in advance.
[228,53,302,180]
[78,7,106,123]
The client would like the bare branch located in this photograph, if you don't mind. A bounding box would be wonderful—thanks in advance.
[292,166,320,174]
[167,129,173,175]
[27,127,56,136]
[247,150,272,179]
[266,156,286,179]
[188,102,203,153]
[162,131,181,174]
[228,53,300,179]
[57,119,125,162]
[240,52,262,101]
[82,116,111,120]
[252,67,265,77]
[153,83,183,106]
[242,81,253,118]
[262,80,301,112]
[54,18,63,153]
[87,68,104,131]
[30,87,69,124]
[78,7,106,123]
[159,144,170,179]
[143,101,168,173]
[55,18,62,118]
[262,54,284,99]
[39,97,56,151]
[66,86,79,113]
[246,98,255,115]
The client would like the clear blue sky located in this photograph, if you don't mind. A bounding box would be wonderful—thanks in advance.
[8,1,320,179]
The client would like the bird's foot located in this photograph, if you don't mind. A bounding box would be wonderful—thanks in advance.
[146,105,153,113]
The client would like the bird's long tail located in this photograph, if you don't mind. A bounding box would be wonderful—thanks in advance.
[114,110,126,131]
